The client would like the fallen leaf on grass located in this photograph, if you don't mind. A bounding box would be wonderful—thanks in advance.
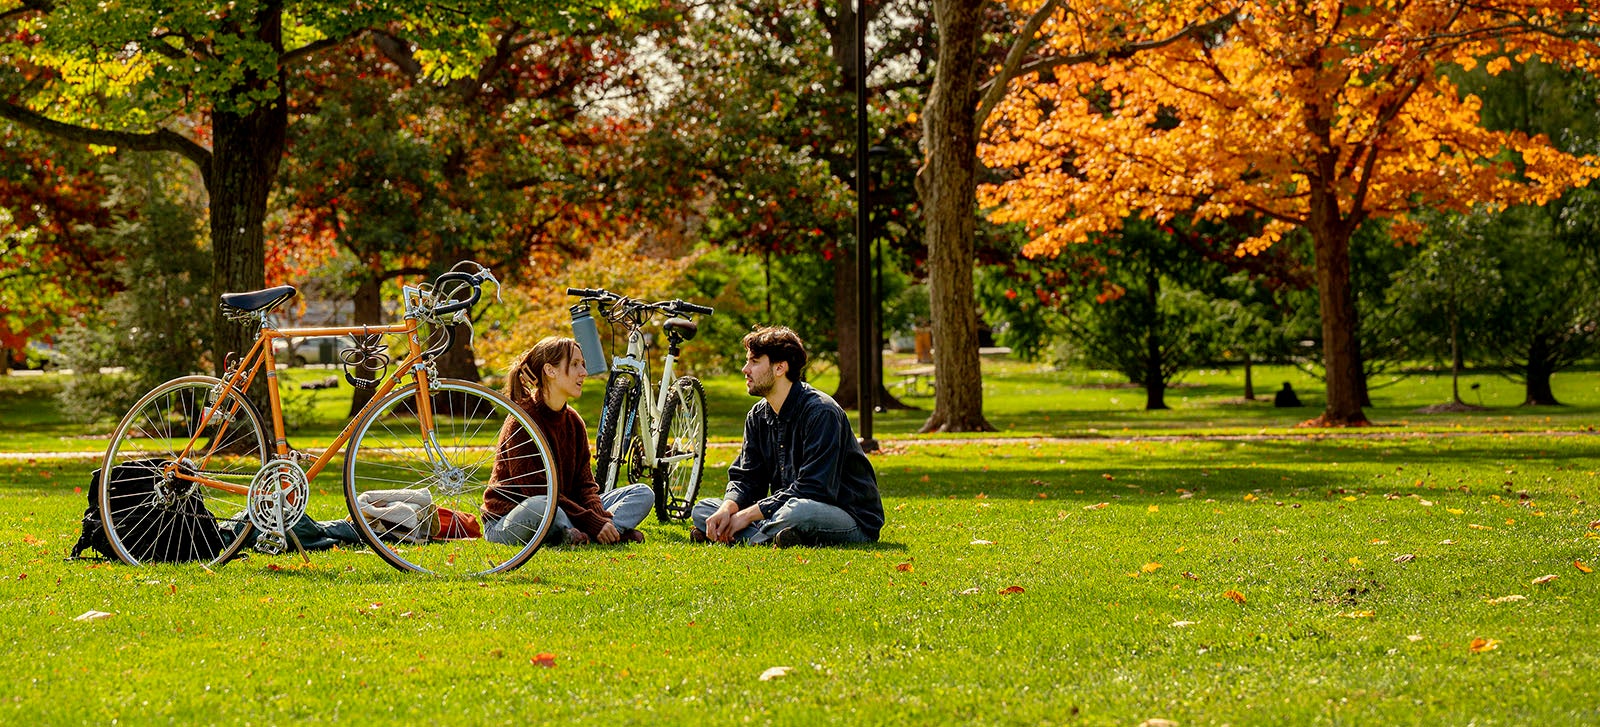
[1169,621,1196,628]
[1469,638,1501,653]
[1419,500,1434,507]
[1242,494,1258,502]
[1348,557,1364,566]
[958,588,982,595]
[1181,571,1200,581]
[531,653,557,668]
[969,539,994,546]
[1341,611,1375,618]
[758,666,792,681]
[1393,554,1416,563]
[894,562,913,572]
[1575,561,1593,574]
[999,585,1025,595]
[1139,719,1179,727]
[1084,503,1109,511]
[1141,562,1162,573]
[1223,590,1246,604]
[74,610,113,622]
[1484,595,1525,604]
[1407,635,1425,642]
[1447,508,1464,515]
[1532,574,1558,585]
[1341,496,1357,502]
[1468,524,1493,530]
[1147,505,1159,513]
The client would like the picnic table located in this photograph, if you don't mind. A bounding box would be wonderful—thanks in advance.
[894,365,936,396]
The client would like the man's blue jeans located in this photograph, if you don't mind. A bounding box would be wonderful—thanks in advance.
[691,497,870,546]
[485,483,654,545]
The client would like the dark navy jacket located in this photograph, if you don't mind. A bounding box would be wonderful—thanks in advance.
[725,382,885,540]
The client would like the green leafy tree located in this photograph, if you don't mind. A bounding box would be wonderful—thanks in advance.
[0,0,626,373]
[1386,214,1502,408]
[55,156,211,420]
[636,0,932,409]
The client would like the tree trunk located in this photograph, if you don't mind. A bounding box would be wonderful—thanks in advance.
[1242,354,1254,400]
[915,0,994,433]
[832,245,862,407]
[1306,196,1369,426]
[206,6,287,380]
[348,272,383,417]
[1143,257,1167,410]
[1449,306,1463,405]
[208,104,285,377]
[1522,336,1561,406]
[0,347,10,376]
[831,249,914,410]
[436,323,481,383]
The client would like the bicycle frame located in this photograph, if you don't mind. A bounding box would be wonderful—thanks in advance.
[163,285,448,496]
[603,326,696,473]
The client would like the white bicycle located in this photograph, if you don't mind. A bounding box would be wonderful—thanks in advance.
[567,287,713,521]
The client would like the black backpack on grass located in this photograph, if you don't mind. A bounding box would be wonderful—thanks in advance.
[68,458,227,563]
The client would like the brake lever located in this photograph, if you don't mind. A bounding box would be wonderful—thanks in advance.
[480,269,502,305]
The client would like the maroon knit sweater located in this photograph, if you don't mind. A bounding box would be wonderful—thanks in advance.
[483,394,612,536]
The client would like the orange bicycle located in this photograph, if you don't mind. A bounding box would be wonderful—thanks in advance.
[97,262,560,575]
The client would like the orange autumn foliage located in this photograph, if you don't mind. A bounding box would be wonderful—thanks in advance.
[979,0,1600,258]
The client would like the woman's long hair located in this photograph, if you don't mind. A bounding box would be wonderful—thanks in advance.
[506,336,581,408]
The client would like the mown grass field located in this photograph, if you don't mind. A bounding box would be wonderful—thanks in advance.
[6,356,1600,452]
[2,362,1599,724]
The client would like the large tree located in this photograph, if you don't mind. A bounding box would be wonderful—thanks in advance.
[637,0,930,408]
[0,0,621,371]
[918,0,1233,431]
[980,0,1600,426]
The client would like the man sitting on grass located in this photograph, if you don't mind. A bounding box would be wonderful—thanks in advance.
[691,326,884,547]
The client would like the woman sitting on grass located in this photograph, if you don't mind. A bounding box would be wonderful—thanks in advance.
[483,336,653,546]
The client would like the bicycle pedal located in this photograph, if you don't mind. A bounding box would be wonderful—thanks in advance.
[256,531,288,555]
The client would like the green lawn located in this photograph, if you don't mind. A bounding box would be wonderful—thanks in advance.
[3,362,1599,723]
[6,356,1600,452]
[3,434,1599,724]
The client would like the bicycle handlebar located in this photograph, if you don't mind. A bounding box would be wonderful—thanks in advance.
[434,271,485,316]
[672,300,715,316]
[567,287,713,318]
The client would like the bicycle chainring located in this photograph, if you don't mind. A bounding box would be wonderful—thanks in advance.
[247,459,310,536]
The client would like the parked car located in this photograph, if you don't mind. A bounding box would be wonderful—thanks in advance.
[274,335,357,367]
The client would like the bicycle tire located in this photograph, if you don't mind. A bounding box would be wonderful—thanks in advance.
[594,372,640,494]
[99,376,265,568]
[343,379,557,575]
[653,376,707,521]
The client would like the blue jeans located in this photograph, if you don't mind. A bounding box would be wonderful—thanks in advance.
[691,497,870,546]
[485,483,655,545]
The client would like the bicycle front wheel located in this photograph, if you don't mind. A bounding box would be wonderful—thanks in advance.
[99,376,265,568]
[654,376,707,521]
[344,379,557,575]
[594,372,640,493]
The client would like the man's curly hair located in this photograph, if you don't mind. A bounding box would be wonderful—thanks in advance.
[741,326,807,383]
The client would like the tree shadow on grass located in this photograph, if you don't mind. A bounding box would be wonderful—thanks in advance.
[880,464,1372,501]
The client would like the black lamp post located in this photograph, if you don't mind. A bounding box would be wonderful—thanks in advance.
[854,0,878,452]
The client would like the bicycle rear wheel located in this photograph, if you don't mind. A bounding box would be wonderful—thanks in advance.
[653,376,707,521]
[343,379,556,575]
[99,376,265,567]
